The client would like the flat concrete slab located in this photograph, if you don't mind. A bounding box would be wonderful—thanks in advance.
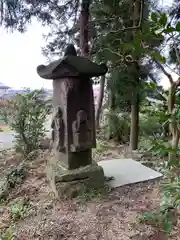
[0,131,15,150]
[0,129,51,150]
[98,158,162,188]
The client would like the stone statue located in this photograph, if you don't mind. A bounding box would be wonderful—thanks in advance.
[37,44,108,198]
[51,106,65,151]
[71,110,91,151]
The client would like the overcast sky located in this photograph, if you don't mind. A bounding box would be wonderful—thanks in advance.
[0,0,175,90]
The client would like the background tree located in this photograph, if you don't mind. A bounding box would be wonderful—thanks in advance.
[3,89,51,157]
[1,0,177,153]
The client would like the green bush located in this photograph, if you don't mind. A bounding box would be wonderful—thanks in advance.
[140,103,169,138]
[0,100,14,125]
[139,113,163,137]
[7,89,51,157]
[101,104,167,143]
[104,110,130,143]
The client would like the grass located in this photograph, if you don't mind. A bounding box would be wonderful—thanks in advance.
[76,185,109,203]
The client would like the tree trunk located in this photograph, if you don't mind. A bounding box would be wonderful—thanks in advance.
[107,89,116,139]
[95,75,106,129]
[109,89,116,110]
[168,82,180,162]
[129,0,141,151]
[169,132,180,163]
[80,0,90,57]
[130,84,139,150]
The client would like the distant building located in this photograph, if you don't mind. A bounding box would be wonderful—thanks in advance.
[2,88,53,100]
[0,82,10,97]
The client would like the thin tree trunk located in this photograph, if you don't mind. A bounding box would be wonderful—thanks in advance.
[80,0,90,57]
[156,62,180,162]
[107,89,116,139]
[95,75,106,129]
[129,0,141,150]
[79,0,97,146]
[168,82,180,162]
[130,84,139,150]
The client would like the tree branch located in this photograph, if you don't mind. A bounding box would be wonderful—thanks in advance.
[165,64,180,76]
[148,72,168,100]
[155,60,174,85]
[90,0,144,33]
[175,77,180,88]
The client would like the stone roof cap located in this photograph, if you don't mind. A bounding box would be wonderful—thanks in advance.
[37,55,108,80]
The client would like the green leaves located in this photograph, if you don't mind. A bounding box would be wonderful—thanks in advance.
[140,212,155,222]
[163,221,173,233]
[164,26,175,33]
[151,52,166,64]
[175,22,180,32]
[7,89,50,157]
[151,12,158,22]
[139,210,173,233]
[151,12,168,27]
[159,13,168,26]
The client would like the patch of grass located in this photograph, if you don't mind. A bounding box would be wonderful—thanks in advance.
[6,164,26,189]
[76,185,109,203]
[139,137,153,151]
[92,141,109,161]
[0,229,14,240]
[0,164,27,201]
[0,198,7,205]
[95,141,109,153]
[139,207,177,234]
[10,199,32,221]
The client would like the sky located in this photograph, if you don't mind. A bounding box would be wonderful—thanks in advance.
[0,22,51,89]
[0,0,175,90]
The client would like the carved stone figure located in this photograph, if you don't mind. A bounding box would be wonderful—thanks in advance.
[71,110,91,151]
[51,106,65,151]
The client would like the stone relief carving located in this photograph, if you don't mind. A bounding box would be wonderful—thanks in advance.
[51,106,65,151]
[71,110,91,151]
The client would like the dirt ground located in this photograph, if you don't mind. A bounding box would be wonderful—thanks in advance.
[0,150,180,240]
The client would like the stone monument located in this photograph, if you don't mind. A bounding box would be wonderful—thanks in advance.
[37,44,108,198]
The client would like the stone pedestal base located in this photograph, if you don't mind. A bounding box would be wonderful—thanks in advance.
[46,158,105,199]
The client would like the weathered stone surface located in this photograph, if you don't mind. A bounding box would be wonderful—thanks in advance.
[37,44,107,197]
[37,55,108,79]
[51,77,96,169]
[55,163,104,182]
[46,156,105,199]
[37,44,107,170]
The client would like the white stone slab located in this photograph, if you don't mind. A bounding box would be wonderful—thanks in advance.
[98,158,162,188]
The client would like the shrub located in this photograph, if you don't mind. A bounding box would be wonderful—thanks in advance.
[6,89,51,157]
[140,104,169,139]
[0,100,15,124]
[103,110,130,143]
[139,113,163,138]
